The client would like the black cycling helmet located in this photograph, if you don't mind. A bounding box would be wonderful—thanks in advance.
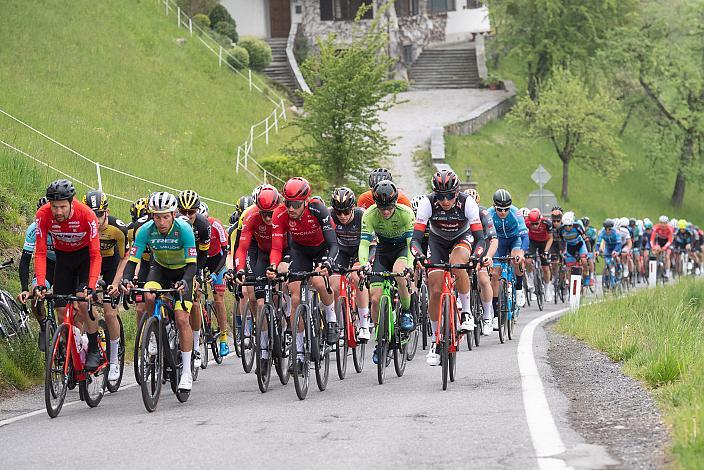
[372,180,398,209]
[83,190,108,211]
[331,187,356,211]
[368,168,392,188]
[629,218,636,226]
[46,179,76,201]
[236,195,254,213]
[36,196,48,210]
[581,216,590,227]
[492,188,512,209]
[603,219,614,229]
[432,169,460,194]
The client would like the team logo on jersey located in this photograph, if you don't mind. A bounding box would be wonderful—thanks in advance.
[188,247,197,258]
[129,246,138,257]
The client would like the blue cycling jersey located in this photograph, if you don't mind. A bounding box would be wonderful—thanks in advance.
[488,206,528,239]
[558,224,586,247]
[597,228,622,251]
[24,222,56,262]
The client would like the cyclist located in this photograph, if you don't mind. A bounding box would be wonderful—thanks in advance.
[641,218,654,276]
[358,180,414,365]
[126,196,151,330]
[464,188,498,336]
[558,212,589,286]
[33,179,103,370]
[526,208,554,302]
[177,190,211,368]
[17,196,54,351]
[329,187,370,341]
[356,168,412,209]
[198,201,231,357]
[121,192,197,392]
[549,206,564,287]
[692,224,703,274]
[226,195,257,333]
[488,189,529,310]
[582,216,598,287]
[597,219,623,277]
[673,219,692,275]
[269,177,339,373]
[83,190,129,381]
[411,170,487,366]
[651,215,674,279]
[615,217,633,280]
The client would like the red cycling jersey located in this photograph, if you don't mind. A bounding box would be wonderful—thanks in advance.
[207,216,228,257]
[35,200,102,289]
[235,206,288,269]
[650,223,674,249]
[527,217,553,243]
[270,198,337,266]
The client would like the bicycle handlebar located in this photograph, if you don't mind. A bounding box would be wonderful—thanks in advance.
[286,271,332,294]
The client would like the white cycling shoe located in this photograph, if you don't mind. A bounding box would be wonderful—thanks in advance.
[108,363,120,381]
[516,289,526,308]
[193,351,202,369]
[482,319,493,336]
[426,343,440,366]
[460,313,474,332]
[178,372,193,391]
[357,327,370,341]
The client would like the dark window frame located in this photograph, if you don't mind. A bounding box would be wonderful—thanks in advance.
[320,0,374,21]
[429,0,456,13]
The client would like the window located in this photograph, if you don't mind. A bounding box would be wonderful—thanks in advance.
[395,0,419,17]
[429,0,456,13]
[320,0,373,21]
[467,0,484,8]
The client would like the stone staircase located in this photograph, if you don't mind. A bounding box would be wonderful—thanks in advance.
[409,45,481,90]
[264,38,303,106]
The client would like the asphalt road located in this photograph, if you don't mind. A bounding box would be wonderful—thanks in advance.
[0,293,611,469]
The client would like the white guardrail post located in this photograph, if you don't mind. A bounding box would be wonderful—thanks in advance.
[96,163,103,191]
[569,266,582,310]
[649,260,657,286]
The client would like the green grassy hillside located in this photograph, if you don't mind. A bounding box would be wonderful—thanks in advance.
[0,0,295,222]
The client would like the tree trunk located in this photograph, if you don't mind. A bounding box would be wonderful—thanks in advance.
[618,104,635,137]
[561,158,570,201]
[671,132,694,207]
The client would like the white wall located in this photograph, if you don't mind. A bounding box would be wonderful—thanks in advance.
[445,2,490,43]
[221,0,270,38]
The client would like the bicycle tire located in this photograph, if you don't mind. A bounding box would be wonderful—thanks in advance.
[472,289,482,348]
[256,304,273,393]
[292,304,310,400]
[441,296,450,390]
[133,311,148,386]
[232,301,242,358]
[314,307,330,392]
[352,337,365,373]
[45,324,71,418]
[83,320,109,408]
[497,279,507,344]
[241,303,255,373]
[44,317,57,360]
[535,267,544,311]
[393,302,407,378]
[377,296,390,385]
[106,316,125,393]
[405,292,419,361]
[276,311,292,385]
[198,309,209,371]
[449,306,457,383]
[507,291,514,341]
[207,302,223,365]
[335,298,348,380]
[420,282,429,351]
[140,316,163,412]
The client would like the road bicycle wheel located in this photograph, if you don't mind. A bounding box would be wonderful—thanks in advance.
[420,282,429,351]
[133,311,148,386]
[82,320,109,408]
[471,289,481,348]
[376,296,390,385]
[441,297,451,391]
[241,303,255,373]
[140,316,163,412]
[207,303,223,365]
[393,303,407,378]
[106,315,125,393]
[256,304,273,393]
[534,266,544,311]
[335,299,348,380]
[292,304,310,400]
[506,292,514,341]
[275,312,292,385]
[497,279,507,344]
[198,309,209,371]
[405,292,419,361]
[314,308,330,392]
[449,307,457,383]
[232,302,242,358]
[352,334,365,373]
[45,324,71,418]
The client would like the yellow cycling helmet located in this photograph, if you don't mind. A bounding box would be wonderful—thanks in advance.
[83,190,108,211]
[678,219,688,230]
[178,189,200,211]
[130,197,149,220]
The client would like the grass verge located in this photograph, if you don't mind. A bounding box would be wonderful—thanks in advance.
[557,279,704,468]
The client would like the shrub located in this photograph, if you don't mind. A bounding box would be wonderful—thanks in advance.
[209,31,233,48]
[260,154,326,190]
[383,79,409,94]
[227,45,250,70]
[209,4,236,27]
[193,13,210,31]
[239,37,272,71]
[177,0,218,17]
[293,33,309,65]
[214,21,238,43]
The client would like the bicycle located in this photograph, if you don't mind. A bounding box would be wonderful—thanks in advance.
[42,292,109,418]
[334,267,366,378]
[551,254,569,303]
[0,259,34,345]
[289,270,332,400]
[493,256,520,344]
[130,286,190,412]
[525,253,545,311]
[229,279,257,373]
[195,278,223,379]
[414,267,430,352]
[466,265,483,350]
[601,254,623,295]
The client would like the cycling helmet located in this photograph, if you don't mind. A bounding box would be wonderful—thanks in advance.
[149,192,178,214]
[411,195,426,213]
[603,219,614,229]
[636,219,643,229]
[256,185,280,212]
[658,215,669,224]
[331,187,356,211]
[613,218,621,229]
[83,190,108,211]
[464,188,479,203]
[519,207,530,217]
[562,211,575,225]
[527,209,541,224]
[431,169,459,194]
[283,177,311,201]
[46,179,76,201]
[669,218,678,228]
[492,188,512,209]
[644,219,653,229]
[619,217,629,229]
[198,201,209,216]
[678,219,688,230]
[36,196,48,210]
[552,205,563,213]
[130,197,148,220]
[372,180,398,209]
[629,218,636,226]
[177,190,200,211]
[236,195,254,213]
[251,185,263,201]
[581,216,590,227]
[368,168,392,188]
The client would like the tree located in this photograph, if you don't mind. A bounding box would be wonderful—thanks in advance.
[285,4,398,192]
[486,0,638,100]
[510,67,626,200]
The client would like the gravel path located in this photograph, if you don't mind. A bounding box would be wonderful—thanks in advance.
[546,324,671,469]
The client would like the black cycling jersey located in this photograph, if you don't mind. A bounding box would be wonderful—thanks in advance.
[478,205,497,239]
[331,207,363,249]
[180,213,211,271]
[674,230,692,249]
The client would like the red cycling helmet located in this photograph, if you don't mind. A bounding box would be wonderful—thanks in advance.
[527,209,541,224]
[283,177,311,201]
[256,185,280,211]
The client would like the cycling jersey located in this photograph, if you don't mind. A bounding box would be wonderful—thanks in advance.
[207,216,228,258]
[597,228,622,252]
[673,229,692,249]
[270,197,338,266]
[359,203,414,266]
[527,217,553,243]
[99,215,129,258]
[35,200,102,289]
[558,224,586,247]
[640,229,653,250]
[128,215,152,261]
[23,222,56,262]
[235,206,287,270]
[357,190,411,210]
[650,224,674,249]
[331,207,363,250]
[182,213,211,270]
[617,227,631,246]
[488,206,528,240]
[584,226,597,246]
[128,217,197,270]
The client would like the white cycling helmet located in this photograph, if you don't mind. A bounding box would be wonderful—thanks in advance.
[636,219,644,229]
[644,217,652,226]
[669,217,678,228]
[658,215,669,224]
[519,207,530,217]
[562,211,575,225]
[199,201,209,216]
[411,195,426,214]
[619,217,629,228]
[149,192,178,214]
[613,217,621,229]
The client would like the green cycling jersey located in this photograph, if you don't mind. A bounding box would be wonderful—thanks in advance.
[358,203,414,266]
[129,217,197,270]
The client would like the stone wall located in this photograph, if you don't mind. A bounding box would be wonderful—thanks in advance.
[444,82,516,136]
[300,0,375,49]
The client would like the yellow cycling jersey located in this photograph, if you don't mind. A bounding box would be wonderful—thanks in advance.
[229,205,256,254]
[100,215,129,258]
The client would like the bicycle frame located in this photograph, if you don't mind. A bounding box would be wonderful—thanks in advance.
[493,258,516,322]
[337,270,358,349]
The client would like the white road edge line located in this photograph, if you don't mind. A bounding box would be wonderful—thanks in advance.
[518,306,573,470]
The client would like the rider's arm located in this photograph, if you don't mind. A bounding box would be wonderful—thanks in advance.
[122,222,149,282]
[234,216,254,271]
[86,215,102,290]
[194,215,211,272]
[358,209,374,266]
[410,196,431,258]
[465,200,486,255]
[34,209,48,288]
[269,207,286,267]
[310,200,339,263]
[545,231,554,253]
[516,212,529,251]
[19,250,33,292]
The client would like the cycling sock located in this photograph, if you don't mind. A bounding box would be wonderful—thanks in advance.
[324,302,336,322]
[193,331,200,352]
[400,295,410,310]
[181,351,192,376]
[87,332,98,351]
[482,301,493,320]
[109,339,119,364]
[260,330,269,358]
[458,292,471,313]
[296,332,304,358]
[430,320,438,337]
[358,307,369,327]
[515,275,523,290]
[219,331,228,342]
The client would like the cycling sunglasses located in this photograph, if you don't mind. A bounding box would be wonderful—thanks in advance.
[93,210,106,218]
[179,209,197,216]
[435,192,457,201]
[495,207,510,213]
[259,210,274,218]
[335,208,353,216]
[284,200,304,209]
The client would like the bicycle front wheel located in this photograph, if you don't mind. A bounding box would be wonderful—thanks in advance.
[107,316,125,393]
[292,304,310,400]
[377,296,390,385]
[241,303,255,373]
[255,304,273,393]
[497,279,508,344]
[335,298,348,380]
[441,296,451,391]
[139,316,163,413]
[314,308,330,392]
[45,324,71,418]
[133,311,148,386]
